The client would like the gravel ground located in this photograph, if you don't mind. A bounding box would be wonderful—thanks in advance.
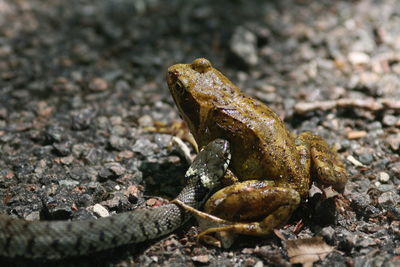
[0,0,399,266]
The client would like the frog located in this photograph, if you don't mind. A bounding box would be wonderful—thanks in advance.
[167,58,347,246]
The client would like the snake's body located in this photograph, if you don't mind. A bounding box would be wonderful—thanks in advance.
[0,139,230,259]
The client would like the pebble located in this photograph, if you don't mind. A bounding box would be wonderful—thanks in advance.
[100,192,130,210]
[97,116,109,129]
[111,125,127,136]
[378,192,396,207]
[0,108,7,119]
[366,121,382,131]
[378,172,390,183]
[92,203,110,217]
[386,133,400,151]
[53,141,71,156]
[109,116,122,125]
[382,114,398,126]
[60,155,74,165]
[191,255,210,264]
[89,77,108,91]
[109,135,128,150]
[58,179,80,188]
[71,108,95,131]
[77,194,93,207]
[98,168,115,181]
[138,114,153,127]
[229,26,258,68]
[357,153,373,165]
[105,162,126,176]
[348,51,370,65]
[45,125,65,143]
[132,138,157,157]
[347,155,366,167]
[320,226,335,241]
[25,211,40,221]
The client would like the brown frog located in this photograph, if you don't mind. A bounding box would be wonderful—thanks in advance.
[167,58,347,246]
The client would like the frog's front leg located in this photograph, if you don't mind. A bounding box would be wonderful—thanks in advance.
[296,132,347,191]
[175,180,300,246]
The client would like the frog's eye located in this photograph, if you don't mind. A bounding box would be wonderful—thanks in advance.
[175,81,185,95]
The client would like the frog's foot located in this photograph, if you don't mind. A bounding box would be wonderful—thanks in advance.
[172,199,236,247]
[297,132,348,192]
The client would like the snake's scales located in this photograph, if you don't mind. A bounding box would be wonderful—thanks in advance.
[0,139,230,259]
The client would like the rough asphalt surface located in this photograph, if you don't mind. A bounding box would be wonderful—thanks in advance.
[0,0,399,266]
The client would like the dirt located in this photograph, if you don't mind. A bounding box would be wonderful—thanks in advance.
[0,0,399,266]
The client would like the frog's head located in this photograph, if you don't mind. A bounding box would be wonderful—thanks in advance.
[167,58,237,139]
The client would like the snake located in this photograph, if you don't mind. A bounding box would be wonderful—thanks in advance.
[0,139,231,259]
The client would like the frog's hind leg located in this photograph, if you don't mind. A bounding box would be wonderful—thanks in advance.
[297,132,347,192]
[175,181,301,246]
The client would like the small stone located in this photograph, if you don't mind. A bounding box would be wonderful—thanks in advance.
[109,116,122,125]
[97,116,109,129]
[347,155,366,167]
[77,194,93,207]
[100,192,130,210]
[71,108,96,131]
[53,141,71,156]
[378,192,395,206]
[72,208,97,221]
[45,125,65,143]
[0,107,7,119]
[191,255,210,264]
[347,130,367,140]
[229,26,258,68]
[92,204,109,217]
[89,77,108,91]
[382,114,398,126]
[109,135,128,150]
[348,51,370,65]
[320,226,335,241]
[111,125,127,136]
[132,139,157,157]
[367,121,382,131]
[145,198,157,206]
[378,172,390,182]
[25,211,40,221]
[138,115,153,127]
[357,153,373,165]
[117,150,134,159]
[105,162,126,176]
[60,155,74,165]
[357,236,376,247]
[386,133,400,151]
[98,168,115,181]
[58,179,80,188]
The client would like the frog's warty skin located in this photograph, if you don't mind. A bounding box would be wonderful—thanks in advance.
[0,139,230,259]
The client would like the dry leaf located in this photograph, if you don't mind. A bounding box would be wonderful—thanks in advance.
[286,237,334,267]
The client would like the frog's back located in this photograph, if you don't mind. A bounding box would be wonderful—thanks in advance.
[206,90,304,184]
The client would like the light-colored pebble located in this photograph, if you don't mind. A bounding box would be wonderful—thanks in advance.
[92,204,110,217]
[379,172,390,182]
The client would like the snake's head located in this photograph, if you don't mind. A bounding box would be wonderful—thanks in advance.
[185,139,231,190]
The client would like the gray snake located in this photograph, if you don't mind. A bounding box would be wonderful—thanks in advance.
[0,139,231,259]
